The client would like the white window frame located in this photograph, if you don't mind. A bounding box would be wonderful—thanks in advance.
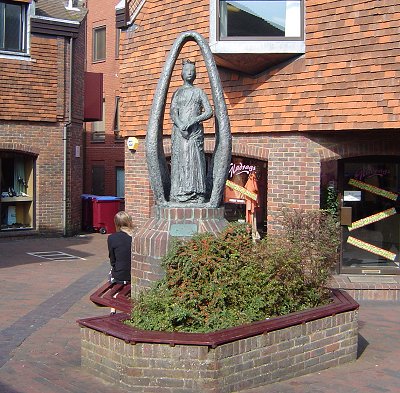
[0,0,33,59]
[209,0,305,55]
[92,25,106,62]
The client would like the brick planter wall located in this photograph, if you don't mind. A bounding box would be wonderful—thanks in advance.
[79,290,359,392]
[131,206,228,296]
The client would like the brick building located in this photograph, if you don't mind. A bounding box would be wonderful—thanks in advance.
[0,0,86,236]
[84,0,124,198]
[117,0,400,276]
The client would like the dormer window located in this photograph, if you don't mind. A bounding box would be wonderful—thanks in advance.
[219,1,302,40]
[0,0,28,53]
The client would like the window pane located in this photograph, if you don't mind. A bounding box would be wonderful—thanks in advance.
[116,167,124,198]
[115,27,120,58]
[92,99,105,141]
[92,166,105,195]
[0,2,25,52]
[219,1,301,38]
[113,96,120,131]
[93,27,106,61]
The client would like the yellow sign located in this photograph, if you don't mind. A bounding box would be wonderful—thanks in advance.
[347,236,396,261]
[226,180,257,201]
[349,207,397,231]
[349,178,398,201]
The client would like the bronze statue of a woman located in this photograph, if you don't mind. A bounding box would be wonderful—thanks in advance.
[169,60,213,203]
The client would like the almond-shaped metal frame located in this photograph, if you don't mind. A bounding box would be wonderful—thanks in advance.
[145,31,232,207]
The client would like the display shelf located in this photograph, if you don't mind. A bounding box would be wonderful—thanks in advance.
[1,196,33,202]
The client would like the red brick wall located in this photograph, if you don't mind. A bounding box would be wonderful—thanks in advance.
[0,36,60,122]
[0,27,85,235]
[84,0,124,197]
[81,306,359,392]
[120,0,400,138]
[66,21,86,235]
[125,131,400,230]
[0,122,64,234]
[120,0,400,228]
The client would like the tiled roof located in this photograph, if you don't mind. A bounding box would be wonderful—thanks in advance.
[35,0,87,23]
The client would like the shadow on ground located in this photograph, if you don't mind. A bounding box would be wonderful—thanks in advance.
[0,233,106,268]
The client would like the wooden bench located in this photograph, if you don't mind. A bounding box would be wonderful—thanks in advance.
[90,282,132,313]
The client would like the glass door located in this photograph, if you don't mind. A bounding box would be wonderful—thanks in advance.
[339,157,400,274]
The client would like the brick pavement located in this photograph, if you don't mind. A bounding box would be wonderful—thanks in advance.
[0,234,400,393]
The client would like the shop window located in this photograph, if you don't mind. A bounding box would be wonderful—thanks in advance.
[116,166,124,198]
[224,157,267,234]
[0,0,28,54]
[0,152,35,231]
[93,26,106,62]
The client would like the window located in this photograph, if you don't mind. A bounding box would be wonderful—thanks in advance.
[114,96,123,140]
[93,26,106,61]
[210,0,305,74]
[115,27,120,58]
[116,167,124,198]
[91,165,105,195]
[0,0,28,53]
[219,1,302,40]
[92,98,105,141]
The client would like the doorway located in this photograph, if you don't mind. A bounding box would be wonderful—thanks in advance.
[339,157,400,274]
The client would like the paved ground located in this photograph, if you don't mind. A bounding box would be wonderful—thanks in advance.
[0,234,399,393]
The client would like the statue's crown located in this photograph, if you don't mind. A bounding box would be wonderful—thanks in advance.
[182,59,195,66]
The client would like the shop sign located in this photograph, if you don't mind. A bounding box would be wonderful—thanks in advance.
[229,162,257,178]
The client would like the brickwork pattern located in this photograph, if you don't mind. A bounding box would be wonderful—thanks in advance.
[125,132,400,231]
[65,22,86,235]
[120,0,400,138]
[121,0,400,233]
[0,28,85,235]
[0,36,60,122]
[0,122,64,234]
[330,275,400,302]
[81,309,358,392]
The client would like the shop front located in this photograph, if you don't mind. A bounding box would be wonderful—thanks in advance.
[339,157,400,275]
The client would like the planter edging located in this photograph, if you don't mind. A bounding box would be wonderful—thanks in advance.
[78,289,358,348]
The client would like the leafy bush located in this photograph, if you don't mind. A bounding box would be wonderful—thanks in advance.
[126,210,340,333]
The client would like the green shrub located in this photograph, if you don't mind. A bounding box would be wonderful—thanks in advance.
[126,210,340,333]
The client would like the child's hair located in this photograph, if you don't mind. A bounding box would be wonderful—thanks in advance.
[114,211,134,233]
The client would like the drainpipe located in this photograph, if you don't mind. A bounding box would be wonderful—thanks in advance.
[63,36,73,236]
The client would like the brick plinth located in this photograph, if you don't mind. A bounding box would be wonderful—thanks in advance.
[131,206,228,296]
[79,290,359,393]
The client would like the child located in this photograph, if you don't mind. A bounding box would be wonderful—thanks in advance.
[107,211,133,314]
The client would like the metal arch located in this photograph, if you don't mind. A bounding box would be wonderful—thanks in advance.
[145,31,232,207]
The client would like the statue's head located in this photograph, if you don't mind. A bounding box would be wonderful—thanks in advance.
[181,59,196,82]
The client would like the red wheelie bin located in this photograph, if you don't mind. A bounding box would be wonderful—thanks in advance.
[91,196,124,234]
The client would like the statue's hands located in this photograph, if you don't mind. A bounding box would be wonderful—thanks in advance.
[179,123,190,139]
[180,126,189,139]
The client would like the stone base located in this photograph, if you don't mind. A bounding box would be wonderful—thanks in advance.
[131,206,228,297]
